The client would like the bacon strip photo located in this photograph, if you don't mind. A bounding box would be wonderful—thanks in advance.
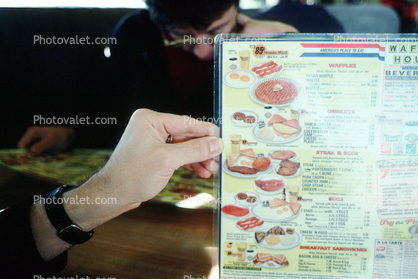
[236,216,264,230]
[252,61,282,77]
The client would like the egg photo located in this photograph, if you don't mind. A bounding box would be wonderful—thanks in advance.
[223,70,257,89]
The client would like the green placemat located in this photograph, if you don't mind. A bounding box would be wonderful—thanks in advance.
[0,149,214,208]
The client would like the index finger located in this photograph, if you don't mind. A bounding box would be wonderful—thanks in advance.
[155,112,220,138]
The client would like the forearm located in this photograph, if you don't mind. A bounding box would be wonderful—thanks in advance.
[31,172,140,261]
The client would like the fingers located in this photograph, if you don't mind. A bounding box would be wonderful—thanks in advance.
[134,109,220,139]
[237,13,251,26]
[169,136,224,169]
[17,127,41,149]
[30,133,62,155]
[17,126,74,155]
[187,163,212,179]
[184,158,220,178]
[200,158,220,174]
[282,23,298,33]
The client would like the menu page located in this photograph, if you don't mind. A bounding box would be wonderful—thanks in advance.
[215,34,418,279]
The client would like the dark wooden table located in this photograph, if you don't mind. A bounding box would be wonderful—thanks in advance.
[0,167,216,279]
[57,202,215,279]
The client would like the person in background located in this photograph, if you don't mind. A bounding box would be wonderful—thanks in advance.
[1,109,224,278]
[18,0,297,155]
[253,0,345,33]
[380,0,417,32]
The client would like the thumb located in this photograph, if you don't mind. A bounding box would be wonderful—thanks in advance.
[171,137,224,167]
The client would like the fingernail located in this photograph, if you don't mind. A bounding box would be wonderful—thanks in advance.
[209,138,223,155]
[209,160,219,173]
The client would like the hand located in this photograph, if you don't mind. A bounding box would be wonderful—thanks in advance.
[237,13,298,34]
[17,126,75,155]
[31,109,224,261]
[93,109,224,207]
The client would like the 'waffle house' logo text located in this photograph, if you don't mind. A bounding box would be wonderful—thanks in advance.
[389,44,418,64]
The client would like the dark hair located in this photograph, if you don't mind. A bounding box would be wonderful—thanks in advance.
[146,0,240,31]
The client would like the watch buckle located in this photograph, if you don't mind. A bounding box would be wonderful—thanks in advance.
[58,224,83,237]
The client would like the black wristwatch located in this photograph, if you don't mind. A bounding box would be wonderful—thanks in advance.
[44,185,94,245]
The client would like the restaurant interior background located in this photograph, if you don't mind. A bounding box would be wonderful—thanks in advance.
[0,0,414,150]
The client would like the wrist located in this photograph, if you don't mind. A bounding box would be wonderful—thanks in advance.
[44,185,94,245]
[31,202,71,261]
[62,173,140,232]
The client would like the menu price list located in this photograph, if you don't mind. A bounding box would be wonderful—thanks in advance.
[373,240,418,279]
[301,231,371,247]
[305,67,380,110]
[303,118,376,149]
[382,77,418,114]
[299,204,371,245]
[298,247,368,276]
[302,160,374,196]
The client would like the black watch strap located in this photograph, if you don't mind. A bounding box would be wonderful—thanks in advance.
[44,185,94,245]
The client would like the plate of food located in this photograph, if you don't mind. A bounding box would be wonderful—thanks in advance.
[235,216,265,231]
[253,225,302,250]
[221,204,250,219]
[251,198,301,222]
[223,150,273,178]
[408,224,418,237]
[253,253,288,268]
[223,70,257,89]
[274,160,303,178]
[252,115,303,144]
[249,77,305,107]
[230,110,258,127]
[267,149,298,163]
[234,191,260,207]
[254,174,287,195]
[251,61,283,78]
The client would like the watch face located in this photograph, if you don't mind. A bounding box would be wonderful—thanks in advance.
[59,224,94,245]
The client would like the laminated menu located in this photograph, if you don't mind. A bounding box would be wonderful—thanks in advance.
[214,34,418,279]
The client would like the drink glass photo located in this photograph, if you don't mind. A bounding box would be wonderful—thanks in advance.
[239,50,251,70]
[230,134,241,154]
[288,186,299,203]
